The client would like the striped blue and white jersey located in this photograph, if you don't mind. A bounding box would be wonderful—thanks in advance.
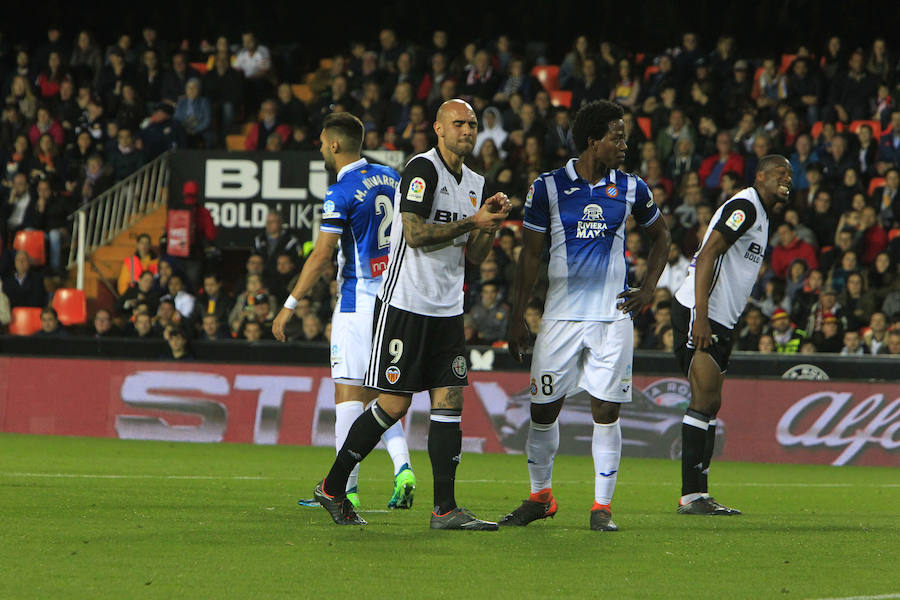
[319,158,399,313]
[523,158,660,321]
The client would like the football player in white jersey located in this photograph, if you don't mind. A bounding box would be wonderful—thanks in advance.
[504,100,671,531]
[313,100,511,529]
[672,155,792,515]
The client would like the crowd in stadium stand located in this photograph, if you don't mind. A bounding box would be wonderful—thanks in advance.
[3,25,900,357]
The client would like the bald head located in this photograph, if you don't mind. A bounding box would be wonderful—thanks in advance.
[434,99,478,161]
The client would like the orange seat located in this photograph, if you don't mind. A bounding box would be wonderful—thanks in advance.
[189,62,208,75]
[549,90,572,108]
[849,120,882,140]
[13,230,46,266]
[226,134,247,151]
[9,307,42,335]
[869,177,887,197]
[531,65,560,92]
[779,54,797,73]
[637,116,652,140]
[889,228,900,242]
[643,65,659,82]
[52,288,87,326]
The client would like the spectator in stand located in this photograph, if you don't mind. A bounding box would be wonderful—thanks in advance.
[736,307,768,351]
[107,127,144,181]
[877,111,900,170]
[699,131,744,190]
[137,49,163,110]
[771,222,818,278]
[461,49,499,100]
[33,178,72,274]
[268,251,299,303]
[806,287,841,334]
[96,47,134,109]
[203,46,243,135]
[667,137,703,185]
[838,272,874,332]
[825,50,878,124]
[821,135,854,188]
[463,314,486,345]
[174,79,214,148]
[859,205,887,265]
[655,109,695,165]
[118,233,158,294]
[244,99,290,151]
[789,134,819,195]
[163,325,193,359]
[2,172,36,240]
[855,124,879,180]
[657,241,690,294]
[91,308,121,338]
[469,281,508,344]
[229,273,275,334]
[113,83,147,132]
[275,83,309,129]
[28,106,64,147]
[34,307,67,337]
[828,249,860,293]
[883,330,900,355]
[840,330,866,355]
[770,307,805,353]
[786,57,821,125]
[240,319,266,342]
[161,52,200,105]
[417,52,449,107]
[139,103,186,160]
[7,75,37,122]
[570,57,609,111]
[234,32,271,113]
[810,312,843,353]
[874,167,900,229]
[192,272,233,325]
[116,270,160,319]
[863,311,889,354]
[298,313,325,342]
[757,333,776,353]
[127,311,157,339]
[808,191,840,248]
[610,57,640,109]
[473,106,508,160]
[198,313,230,340]
[253,210,300,274]
[165,273,196,321]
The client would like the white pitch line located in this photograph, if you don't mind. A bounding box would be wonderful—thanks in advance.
[810,594,900,600]
[0,472,898,488]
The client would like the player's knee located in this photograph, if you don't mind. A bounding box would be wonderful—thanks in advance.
[530,399,563,424]
[591,400,620,424]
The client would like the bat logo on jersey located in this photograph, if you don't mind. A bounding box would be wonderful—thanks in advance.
[744,242,763,264]
[385,366,401,384]
[468,190,478,208]
[451,355,467,378]
[407,177,426,202]
[577,203,608,238]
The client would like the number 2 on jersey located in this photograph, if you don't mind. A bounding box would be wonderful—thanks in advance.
[374,195,393,249]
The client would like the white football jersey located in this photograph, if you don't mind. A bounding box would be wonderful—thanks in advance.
[378,148,485,317]
[675,187,769,329]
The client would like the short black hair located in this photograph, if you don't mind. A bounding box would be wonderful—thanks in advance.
[323,112,364,153]
[572,100,624,153]
[757,154,789,173]
[42,307,58,319]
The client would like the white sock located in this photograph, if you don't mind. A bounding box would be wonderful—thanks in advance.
[335,401,364,492]
[381,420,411,475]
[592,420,622,506]
[527,420,559,494]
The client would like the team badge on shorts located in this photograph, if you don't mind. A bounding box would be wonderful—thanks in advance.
[530,378,538,396]
[385,366,401,384]
[451,355,467,378]
[606,184,618,197]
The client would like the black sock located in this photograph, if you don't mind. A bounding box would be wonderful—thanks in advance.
[428,419,461,514]
[681,409,710,497]
[323,403,397,497]
[700,419,717,494]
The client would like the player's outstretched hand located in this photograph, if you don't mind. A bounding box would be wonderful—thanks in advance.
[616,286,654,315]
[474,192,511,231]
[507,317,532,363]
[690,315,713,351]
[272,307,292,342]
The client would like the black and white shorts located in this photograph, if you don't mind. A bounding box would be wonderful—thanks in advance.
[671,299,735,377]
[365,298,468,393]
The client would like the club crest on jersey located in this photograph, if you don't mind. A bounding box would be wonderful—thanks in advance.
[725,209,746,231]
[530,378,538,396]
[322,200,339,219]
[385,366,401,384]
[525,185,534,207]
[468,190,478,208]
[452,355,467,378]
[407,177,426,202]
[606,185,618,197]
[577,203,608,238]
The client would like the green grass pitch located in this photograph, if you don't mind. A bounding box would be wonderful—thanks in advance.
[1,433,897,599]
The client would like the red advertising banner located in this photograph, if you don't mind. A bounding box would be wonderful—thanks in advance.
[0,357,897,467]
